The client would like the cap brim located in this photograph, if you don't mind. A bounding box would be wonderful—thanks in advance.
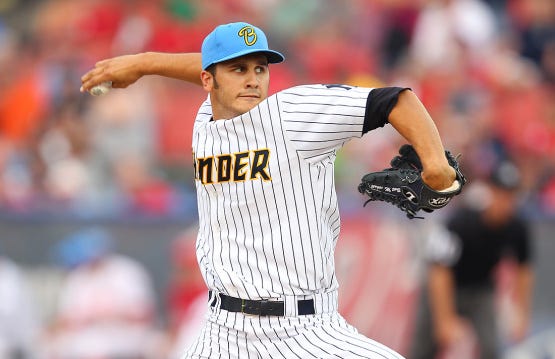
[204,49,284,69]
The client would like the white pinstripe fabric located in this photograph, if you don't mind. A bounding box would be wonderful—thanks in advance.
[193,85,372,300]
[187,84,404,358]
[182,307,405,358]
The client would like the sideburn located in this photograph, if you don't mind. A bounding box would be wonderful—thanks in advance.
[207,66,219,89]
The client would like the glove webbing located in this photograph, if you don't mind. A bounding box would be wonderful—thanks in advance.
[360,168,424,219]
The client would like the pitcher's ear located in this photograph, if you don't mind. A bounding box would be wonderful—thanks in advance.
[201,70,212,91]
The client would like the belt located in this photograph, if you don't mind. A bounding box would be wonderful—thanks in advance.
[209,291,315,316]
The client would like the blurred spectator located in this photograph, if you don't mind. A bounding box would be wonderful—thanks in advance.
[365,0,420,71]
[292,18,375,84]
[409,161,534,359]
[510,0,555,82]
[111,153,180,216]
[85,83,156,170]
[45,227,163,359]
[0,32,48,149]
[0,253,41,359]
[165,226,207,359]
[38,103,90,205]
[409,0,498,72]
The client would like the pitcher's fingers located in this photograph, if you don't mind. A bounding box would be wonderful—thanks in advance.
[80,68,108,92]
[81,58,113,89]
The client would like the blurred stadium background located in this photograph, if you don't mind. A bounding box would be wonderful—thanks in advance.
[1,0,554,358]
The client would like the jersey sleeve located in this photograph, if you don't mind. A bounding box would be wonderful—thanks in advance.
[364,87,411,133]
[194,96,213,123]
[277,85,409,163]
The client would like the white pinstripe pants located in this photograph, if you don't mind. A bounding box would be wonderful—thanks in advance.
[181,293,405,359]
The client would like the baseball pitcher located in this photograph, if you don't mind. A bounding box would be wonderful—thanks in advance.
[81,22,463,359]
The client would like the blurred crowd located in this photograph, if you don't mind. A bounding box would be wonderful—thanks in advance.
[0,0,554,219]
[1,225,206,358]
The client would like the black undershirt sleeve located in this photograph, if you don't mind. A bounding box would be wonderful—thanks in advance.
[362,87,411,135]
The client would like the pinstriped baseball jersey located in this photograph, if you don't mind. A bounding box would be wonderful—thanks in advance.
[192,84,378,300]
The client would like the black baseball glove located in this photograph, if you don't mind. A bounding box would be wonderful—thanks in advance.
[358,144,466,219]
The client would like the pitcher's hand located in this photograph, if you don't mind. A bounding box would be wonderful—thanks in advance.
[81,54,145,92]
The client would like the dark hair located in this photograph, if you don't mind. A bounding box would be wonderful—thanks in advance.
[205,64,219,89]
[206,64,216,76]
[489,161,521,190]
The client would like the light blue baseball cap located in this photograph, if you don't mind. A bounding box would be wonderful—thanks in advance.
[201,22,285,70]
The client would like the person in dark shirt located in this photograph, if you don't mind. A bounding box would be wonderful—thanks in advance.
[409,161,534,359]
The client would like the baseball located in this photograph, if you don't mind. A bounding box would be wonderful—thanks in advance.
[89,81,112,96]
